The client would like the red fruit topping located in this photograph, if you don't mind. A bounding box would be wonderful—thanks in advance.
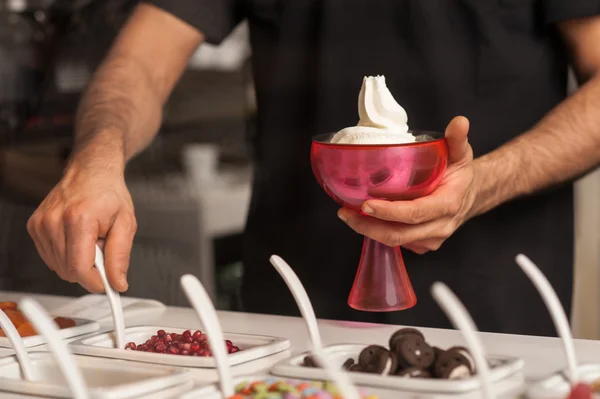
[567,383,593,399]
[126,329,242,356]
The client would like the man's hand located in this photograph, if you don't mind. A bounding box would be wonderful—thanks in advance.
[27,161,136,293]
[338,116,476,254]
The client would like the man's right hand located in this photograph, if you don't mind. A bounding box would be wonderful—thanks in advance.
[27,161,136,293]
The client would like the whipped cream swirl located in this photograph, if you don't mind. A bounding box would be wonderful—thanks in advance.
[330,75,415,145]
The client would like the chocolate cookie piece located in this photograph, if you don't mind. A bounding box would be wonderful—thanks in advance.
[348,364,365,372]
[358,345,398,375]
[389,328,425,352]
[396,367,432,379]
[395,335,435,369]
[434,349,473,379]
[441,363,472,380]
[302,355,317,368]
[448,346,475,373]
[342,358,355,370]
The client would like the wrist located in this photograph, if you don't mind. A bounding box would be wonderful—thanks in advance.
[66,129,126,177]
[465,156,500,220]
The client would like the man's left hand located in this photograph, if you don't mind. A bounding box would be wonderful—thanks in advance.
[338,116,478,254]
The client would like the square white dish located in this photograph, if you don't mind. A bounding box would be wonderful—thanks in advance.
[270,343,525,394]
[527,364,600,398]
[69,325,291,368]
[179,374,400,399]
[0,351,197,398]
[0,317,100,348]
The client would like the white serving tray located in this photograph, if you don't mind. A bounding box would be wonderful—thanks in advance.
[69,325,291,368]
[271,344,525,394]
[0,317,100,348]
[0,351,196,398]
[527,364,600,398]
[179,374,399,399]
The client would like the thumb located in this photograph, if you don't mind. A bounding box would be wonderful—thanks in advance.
[104,212,136,292]
[445,116,471,164]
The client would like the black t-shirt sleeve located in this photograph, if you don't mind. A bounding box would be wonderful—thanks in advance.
[543,0,600,24]
[143,0,244,45]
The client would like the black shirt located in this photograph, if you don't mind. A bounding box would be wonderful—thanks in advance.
[146,0,600,336]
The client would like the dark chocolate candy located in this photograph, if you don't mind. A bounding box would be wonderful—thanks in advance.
[395,367,432,378]
[358,345,398,375]
[434,349,473,379]
[395,335,435,369]
[389,328,425,352]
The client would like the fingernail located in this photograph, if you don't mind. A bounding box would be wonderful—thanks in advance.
[362,204,374,215]
[338,210,348,223]
[119,275,129,291]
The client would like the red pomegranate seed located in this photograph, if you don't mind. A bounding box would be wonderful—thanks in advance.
[136,344,144,351]
[182,330,192,338]
[177,342,185,350]
[151,336,159,343]
[183,336,193,343]
[125,342,136,350]
[182,343,191,351]
[230,346,240,353]
[170,333,178,340]
[192,330,203,340]
[168,347,179,355]
[190,343,201,352]
[181,350,190,356]
[163,334,173,343]
[157,330,166,337]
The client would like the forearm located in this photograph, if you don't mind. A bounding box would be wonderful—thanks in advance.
[70,51,164,171]
[470,73,600,216]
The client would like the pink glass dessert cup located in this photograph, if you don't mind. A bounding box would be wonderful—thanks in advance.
[311,131,448,312]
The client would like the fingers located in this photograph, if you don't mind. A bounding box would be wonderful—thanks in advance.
[445,116,471,164]
[362,186,461,224]
[104,212,137,292]
[338,208,454,248]
[64,206,104,293]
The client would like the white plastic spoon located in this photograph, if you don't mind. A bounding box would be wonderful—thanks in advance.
[19,298,89,399]
[311,349,361,399]
[515,254,579,384]
[180,274,234,398]
[269,255,323,349]
[431,282,494,399]
[0,310,35,380]
[95,244,126,349]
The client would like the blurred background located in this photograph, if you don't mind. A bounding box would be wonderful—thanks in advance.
[0,0,598,339]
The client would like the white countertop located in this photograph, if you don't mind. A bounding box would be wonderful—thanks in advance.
[1,291,599,398]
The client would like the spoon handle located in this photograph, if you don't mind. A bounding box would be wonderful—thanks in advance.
[181,274,234,397]
[19,298,89,399]
[516,254,578,383]
[269,255,323,349]
[431,282,495,399]
[95,244,126,349]
[0,310,35,381]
